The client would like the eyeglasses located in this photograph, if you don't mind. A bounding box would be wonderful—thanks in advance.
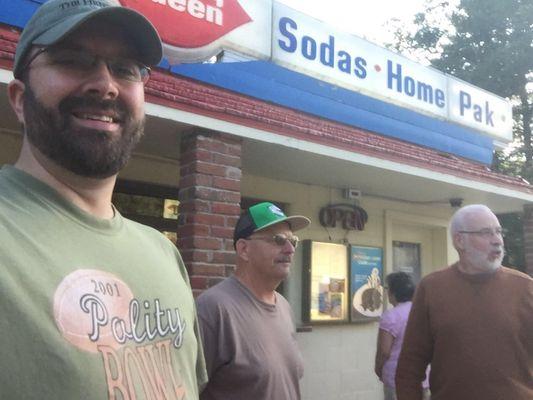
[245,234,299,248]
[21,46,151,83]
[458,228,504,238]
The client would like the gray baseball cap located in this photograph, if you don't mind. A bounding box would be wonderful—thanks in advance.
[13,0,162,79]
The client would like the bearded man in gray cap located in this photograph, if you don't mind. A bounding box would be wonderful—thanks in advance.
[0,1,206,399]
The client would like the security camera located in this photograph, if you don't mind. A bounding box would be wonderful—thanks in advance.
[449,198,463,208]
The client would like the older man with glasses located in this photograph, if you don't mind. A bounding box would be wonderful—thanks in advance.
[1,1,206,399]
[196,202,310,400]
[396,204,533,400]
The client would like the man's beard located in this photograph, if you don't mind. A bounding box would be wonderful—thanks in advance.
[464,245,503,273]
[22,85,145,178]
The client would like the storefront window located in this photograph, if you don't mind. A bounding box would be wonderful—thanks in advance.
[113,193,166,218]
[112,180,180,245]
[163,199,180,220]
[302,241,349,323]
[302,242,384,324]
[393,241,421,283]
[162,231,178,244]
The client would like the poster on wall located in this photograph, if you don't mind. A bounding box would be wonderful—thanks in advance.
[350,246,384,322]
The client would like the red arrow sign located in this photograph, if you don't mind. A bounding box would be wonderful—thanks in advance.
[120,0,252,48]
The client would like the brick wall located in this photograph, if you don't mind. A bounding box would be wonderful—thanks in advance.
[522,204,533,277]
[177,129,242,295]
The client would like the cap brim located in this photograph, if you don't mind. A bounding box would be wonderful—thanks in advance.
[33,7,162,66]
[254,215,311,234]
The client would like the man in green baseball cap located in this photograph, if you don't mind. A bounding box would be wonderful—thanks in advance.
[196,202,311,400]
[1,1,207,398]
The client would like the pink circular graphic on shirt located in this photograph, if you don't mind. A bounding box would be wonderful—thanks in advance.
[53,269,134,353]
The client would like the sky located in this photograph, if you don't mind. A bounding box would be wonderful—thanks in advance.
[276,0,429,46]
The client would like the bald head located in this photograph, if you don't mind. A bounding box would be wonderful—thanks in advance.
[450,204,497,236]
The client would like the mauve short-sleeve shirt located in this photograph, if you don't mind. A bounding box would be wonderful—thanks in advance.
[379,301,429,389]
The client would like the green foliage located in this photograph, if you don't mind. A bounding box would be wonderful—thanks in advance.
[391,0,532,161]
[389,1,454,59]
[433,0,532,97]
[393,0,532,96]
[390,0,533,271]
[498,213,526,272]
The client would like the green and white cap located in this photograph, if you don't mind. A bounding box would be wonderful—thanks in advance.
[233,202,310,246]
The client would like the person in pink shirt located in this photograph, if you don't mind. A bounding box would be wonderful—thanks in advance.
[374,272,430,400]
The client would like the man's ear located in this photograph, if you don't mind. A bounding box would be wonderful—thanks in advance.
[7,79,26,124]
[453,232,465,251]
[235,239,250,262]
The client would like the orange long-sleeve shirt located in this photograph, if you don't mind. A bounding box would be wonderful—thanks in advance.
[396,264,533,400]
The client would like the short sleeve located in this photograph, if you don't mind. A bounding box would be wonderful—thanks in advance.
[379,308,399,337]
[196,295,220,379]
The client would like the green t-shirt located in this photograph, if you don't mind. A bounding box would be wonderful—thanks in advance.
[0,166,207,399]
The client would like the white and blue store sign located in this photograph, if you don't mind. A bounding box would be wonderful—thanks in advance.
[1,0,512,164]
[273,3,511,143]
